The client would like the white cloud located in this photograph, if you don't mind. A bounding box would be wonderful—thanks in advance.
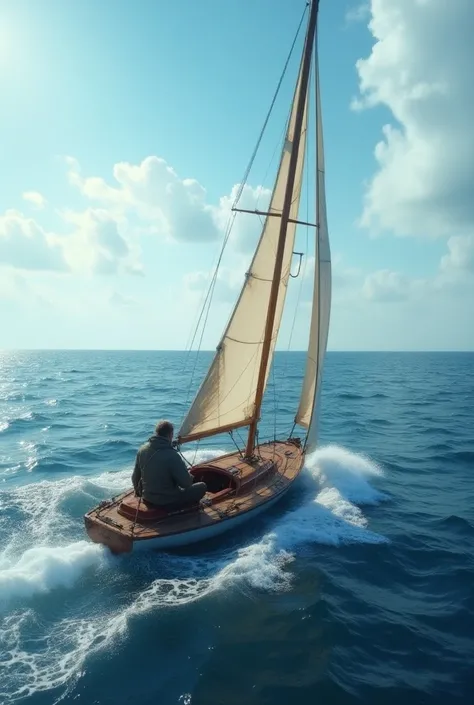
[362,269,411,302]
[1,154,271,279]
[215,183,272,252]
[0,209,67,271]
[66,155,273,252]
[66,155,219,243]
[58,208,142,275]
[22,191,47,209]
[355,0,474,242]
[441,235,474,274]
[0,201,144,276]
[362,237,474,305]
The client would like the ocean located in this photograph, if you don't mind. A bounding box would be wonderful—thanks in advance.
[0,350,473,704]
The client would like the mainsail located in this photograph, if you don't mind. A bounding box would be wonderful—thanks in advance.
[178,58,309,443]
[179,0,327,450]
[295,56,332,450]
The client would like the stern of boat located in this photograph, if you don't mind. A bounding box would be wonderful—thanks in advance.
[84,507,133,554]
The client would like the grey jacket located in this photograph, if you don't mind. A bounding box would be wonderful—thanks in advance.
[132,434,193,505]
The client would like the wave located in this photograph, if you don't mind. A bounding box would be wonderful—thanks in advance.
[0,542,107,607]
[0,411,50,436]
[1,445,387,594]
[434,514,474,536]
[0,444,388,702]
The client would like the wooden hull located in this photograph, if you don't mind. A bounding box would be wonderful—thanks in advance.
[84,439,304,554]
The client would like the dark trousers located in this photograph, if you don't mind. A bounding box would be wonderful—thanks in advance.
[153,482,207,510]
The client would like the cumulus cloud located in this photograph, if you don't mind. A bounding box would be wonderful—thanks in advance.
[22,191,47,209]
[66,155,274,252]
[0,209,67,271]
[441,235,474,274]
[66,155,220,243]
[362,250,474,305]
[362,269,411,302]
[355,0,474,242]
[0,205,143,276]
[57,208,142,275]
[1,153,273,278]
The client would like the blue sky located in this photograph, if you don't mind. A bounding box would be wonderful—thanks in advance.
[1,0,473,351]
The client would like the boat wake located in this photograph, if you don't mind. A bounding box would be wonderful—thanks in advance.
[0,444,388,702]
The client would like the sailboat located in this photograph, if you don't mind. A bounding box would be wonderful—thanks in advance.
[84,0,331,554]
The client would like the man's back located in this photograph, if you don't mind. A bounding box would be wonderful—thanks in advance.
[132,433,193,505]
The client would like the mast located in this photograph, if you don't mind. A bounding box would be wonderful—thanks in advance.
[245,0,320,458]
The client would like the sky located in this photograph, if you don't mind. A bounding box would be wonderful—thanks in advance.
[0,0,473,352]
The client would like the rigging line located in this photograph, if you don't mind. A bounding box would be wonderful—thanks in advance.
[179,450,193,468]
[235,427,246,449]
[174,215,237,392]
[188,212,236,357]
[232,2,309,209]
[178,439,201,468]
[229,430,244,458]
[183,212,238,407]
[185,270,219,403]
[192,439,201,467]
[182,279,213,360]
[172,210,237,416]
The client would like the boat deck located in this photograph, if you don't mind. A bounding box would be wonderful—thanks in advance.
[84,440,304,552]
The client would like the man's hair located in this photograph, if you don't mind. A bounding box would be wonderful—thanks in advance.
[155,420,174,438]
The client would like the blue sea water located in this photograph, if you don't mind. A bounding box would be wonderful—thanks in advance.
[0,350,473,705]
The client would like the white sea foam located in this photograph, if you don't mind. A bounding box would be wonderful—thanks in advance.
[0,542,107,606]
[0,444,388,702]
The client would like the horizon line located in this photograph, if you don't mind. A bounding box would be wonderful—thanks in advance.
[1,348,473,354]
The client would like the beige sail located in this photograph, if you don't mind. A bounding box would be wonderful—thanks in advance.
[294,58,331,450]
[178,62,309,443]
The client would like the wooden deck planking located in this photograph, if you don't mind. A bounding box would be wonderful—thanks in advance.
[86,440,304,543]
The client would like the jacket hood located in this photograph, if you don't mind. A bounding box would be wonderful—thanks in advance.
[148,434,172,449]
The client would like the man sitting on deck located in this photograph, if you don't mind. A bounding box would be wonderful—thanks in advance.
[132,420,207,509]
